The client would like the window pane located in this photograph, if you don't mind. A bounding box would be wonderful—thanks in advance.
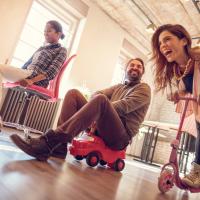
[111,56,127,85]
[11,41,36,67]
[20,24,44,48]
[11,58,24,67]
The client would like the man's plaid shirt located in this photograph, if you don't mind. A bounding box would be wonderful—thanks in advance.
[22,43,67,88]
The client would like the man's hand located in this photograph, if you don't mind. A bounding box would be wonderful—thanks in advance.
[171,139,179,149]
[90,122,97,133]
[19,79,34,87]
[167,91,180,104]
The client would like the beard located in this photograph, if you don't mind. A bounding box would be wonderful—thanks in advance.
[125,70,142,82]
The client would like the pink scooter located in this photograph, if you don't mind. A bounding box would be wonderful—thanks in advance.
[158,97,200,193]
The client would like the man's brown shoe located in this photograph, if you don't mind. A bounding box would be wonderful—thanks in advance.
[10,129,68,161]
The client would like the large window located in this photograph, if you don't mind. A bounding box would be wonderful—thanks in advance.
[11,0,80,67]
[111,53,128,85]
[111,39,141,85]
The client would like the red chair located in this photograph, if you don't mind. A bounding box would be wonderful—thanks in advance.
[2,54,76,133]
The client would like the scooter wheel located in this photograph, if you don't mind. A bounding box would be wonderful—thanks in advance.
[158,169,174,193]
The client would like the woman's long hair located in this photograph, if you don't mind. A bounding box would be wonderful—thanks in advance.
[151,24,192,92]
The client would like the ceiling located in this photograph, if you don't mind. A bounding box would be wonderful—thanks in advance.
[93,0,200,56]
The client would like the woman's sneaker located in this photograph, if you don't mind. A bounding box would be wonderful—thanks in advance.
[182,162,200,188]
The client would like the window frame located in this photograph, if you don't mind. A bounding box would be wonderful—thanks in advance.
[10,0,82,67]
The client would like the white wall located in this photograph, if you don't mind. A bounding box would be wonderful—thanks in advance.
[63,1,147,94]
[0,0,33,64]
[149,90,179,124]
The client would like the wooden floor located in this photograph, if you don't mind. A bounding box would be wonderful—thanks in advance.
[0,128,200,200]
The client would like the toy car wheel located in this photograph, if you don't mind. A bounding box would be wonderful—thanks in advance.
[86,152,99,167]
[99,160,107,166]
[114,159,125,171]
[158,169,174,193]
[75,155,83,160]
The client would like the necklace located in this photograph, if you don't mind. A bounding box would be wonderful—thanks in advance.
[173,58,192,80]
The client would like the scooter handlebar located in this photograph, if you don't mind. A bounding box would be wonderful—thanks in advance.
[178,96,197,102]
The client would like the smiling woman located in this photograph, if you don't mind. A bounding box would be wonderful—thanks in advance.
[0,21,67,88]
[151,24,200,188]
[151,24,192,92]
[10,1,72,67]
[159,31,189,66]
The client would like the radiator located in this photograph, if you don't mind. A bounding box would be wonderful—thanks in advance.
[1,88,60,132]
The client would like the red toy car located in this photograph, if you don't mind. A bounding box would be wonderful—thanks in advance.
[69,132,126,171]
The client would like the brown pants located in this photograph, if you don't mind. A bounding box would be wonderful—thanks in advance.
[56,89,130,150]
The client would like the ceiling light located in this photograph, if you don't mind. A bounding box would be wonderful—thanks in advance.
[192,0,200,14]
[146,24,156,33]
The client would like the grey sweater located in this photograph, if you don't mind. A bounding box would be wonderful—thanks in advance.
[95,81,151,138]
